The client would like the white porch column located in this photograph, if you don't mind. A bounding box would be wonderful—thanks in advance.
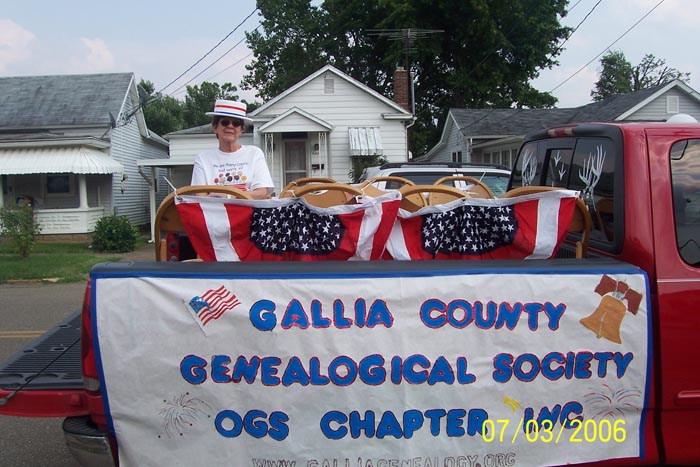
[78,174,88,208]
[0,176,4,207]
[264,133,275,189]
[318,132,328,177]
[149,167,156,243]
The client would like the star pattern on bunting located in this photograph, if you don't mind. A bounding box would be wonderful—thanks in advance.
[421,204,518,255]
[250,203,344,255]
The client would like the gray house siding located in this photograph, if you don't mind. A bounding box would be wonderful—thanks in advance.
[109,93,168,226]
[430,119,471,163]
[626,89,700,121]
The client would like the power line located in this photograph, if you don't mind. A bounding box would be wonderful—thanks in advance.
[166,30,259,98]
[551,0,603,58]
[117,8,259,127]
[156,8,258,95]
[550,0,666,92]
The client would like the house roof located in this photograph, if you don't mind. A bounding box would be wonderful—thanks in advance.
[0,72,134,129]
[165,123,257,138]
[258,107,333,133]
[0,146,123,174]
[250,64,413,119]
[449,79,700,138]
[165,123,213,137]
[449,108,576,138]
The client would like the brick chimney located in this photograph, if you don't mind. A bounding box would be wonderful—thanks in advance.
[393,67,410,112]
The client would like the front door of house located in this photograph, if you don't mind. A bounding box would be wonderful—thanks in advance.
[284,141,307,186]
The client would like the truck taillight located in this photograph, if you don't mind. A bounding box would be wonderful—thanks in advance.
[546,126,575,137]
[80,279,100,393]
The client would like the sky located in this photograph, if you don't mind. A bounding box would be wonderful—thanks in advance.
[1,0,698,109]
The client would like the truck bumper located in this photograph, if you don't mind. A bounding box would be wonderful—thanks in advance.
[63,416,116,467]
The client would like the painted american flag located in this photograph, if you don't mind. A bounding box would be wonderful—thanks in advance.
[186,285,241,329]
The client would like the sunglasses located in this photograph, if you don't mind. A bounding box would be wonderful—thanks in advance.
[218,119,244,128]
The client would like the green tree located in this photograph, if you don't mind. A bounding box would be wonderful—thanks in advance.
[243,0,570,156]
[242,0,328,99]
[138,79,185,136]
[591,51,691,101]
[632,53,692,91]
[183,82,240,128]
[591,50,633,101]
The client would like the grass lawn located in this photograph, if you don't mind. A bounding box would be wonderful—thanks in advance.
[0,240,145,283]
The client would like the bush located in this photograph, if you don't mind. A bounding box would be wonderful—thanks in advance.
[349,154,389,183]
[91,215,139,253]
[0,204,42,258]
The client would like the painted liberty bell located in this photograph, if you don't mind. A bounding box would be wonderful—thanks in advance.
[579,275,642,344]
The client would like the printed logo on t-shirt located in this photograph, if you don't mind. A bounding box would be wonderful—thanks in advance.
[212,164,249,191]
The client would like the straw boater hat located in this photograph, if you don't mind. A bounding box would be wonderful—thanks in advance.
[205,99,253,122]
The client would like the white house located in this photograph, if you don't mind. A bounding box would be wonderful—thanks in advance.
[249,64,414,189]
[0,72,169,239]
[423,79,700,168]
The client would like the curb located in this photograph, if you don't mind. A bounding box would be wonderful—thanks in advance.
[4,278,61,285]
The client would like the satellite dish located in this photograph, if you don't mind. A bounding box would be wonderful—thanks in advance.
[666,113,698,123]
[108,112,117,129]
[137,85,150,106]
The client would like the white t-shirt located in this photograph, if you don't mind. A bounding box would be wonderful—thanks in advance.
[190,146,274,193]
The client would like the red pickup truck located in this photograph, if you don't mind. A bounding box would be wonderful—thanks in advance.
[1,120,699,466]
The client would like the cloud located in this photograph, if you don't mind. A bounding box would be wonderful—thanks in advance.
[71,37,116,73]
[0,19,36,72]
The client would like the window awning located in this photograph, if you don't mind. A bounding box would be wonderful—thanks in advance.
[348,127,383,156]
[0,146,123,175]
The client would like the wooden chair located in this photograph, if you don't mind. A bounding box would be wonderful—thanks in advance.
[398,184,466,211]
[502,186,563,198]
[359,176,415,197]
[433,175,495,199]
[154,185,252,261]
[279,177,337,197]
[280,182,363,208]
[502,186,592,258]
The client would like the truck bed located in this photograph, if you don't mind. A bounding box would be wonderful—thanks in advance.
[0,310,83,392]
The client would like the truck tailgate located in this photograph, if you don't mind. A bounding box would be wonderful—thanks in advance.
[0,310,88,417]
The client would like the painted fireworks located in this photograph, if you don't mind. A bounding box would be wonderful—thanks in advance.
[158,392,213,439]
[584,384,642,420]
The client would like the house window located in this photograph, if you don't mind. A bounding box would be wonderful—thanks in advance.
[667,95,680,114]
[451,151,462,163]
[45,174,74,197]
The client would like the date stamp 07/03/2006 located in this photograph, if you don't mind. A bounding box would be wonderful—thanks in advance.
[481,419,627,444]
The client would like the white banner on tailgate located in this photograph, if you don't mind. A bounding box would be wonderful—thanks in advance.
[92,265,650,467]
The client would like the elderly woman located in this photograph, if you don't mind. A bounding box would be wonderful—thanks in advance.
[190,99,274,199]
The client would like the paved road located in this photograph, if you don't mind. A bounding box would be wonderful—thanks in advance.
[0,282,86,467]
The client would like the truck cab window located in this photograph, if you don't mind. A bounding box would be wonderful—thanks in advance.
[511,136,618,246]
[511,142,545,187]
[671,139,700,266]
[568,138,616,243]
[546,149,573,188]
